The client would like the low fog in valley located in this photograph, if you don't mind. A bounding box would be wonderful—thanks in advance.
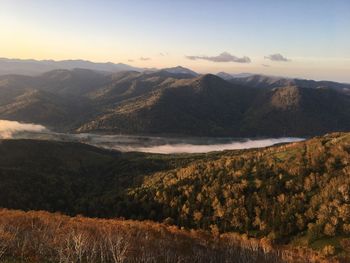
[0,119,304,154]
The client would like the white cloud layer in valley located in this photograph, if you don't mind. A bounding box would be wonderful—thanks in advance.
[0,119,304,154]
[123,138,304,154]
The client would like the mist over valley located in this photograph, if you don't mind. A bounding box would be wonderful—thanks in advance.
[0,119,304,154]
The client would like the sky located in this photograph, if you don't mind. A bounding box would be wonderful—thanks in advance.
[0,0,350,82]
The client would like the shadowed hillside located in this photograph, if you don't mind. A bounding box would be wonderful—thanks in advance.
[77,74,350,137]
[0,69,349,136]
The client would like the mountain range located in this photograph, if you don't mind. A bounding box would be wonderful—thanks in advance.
[224,73,350,95]
[0,65,349,137]
[0,58,143,76]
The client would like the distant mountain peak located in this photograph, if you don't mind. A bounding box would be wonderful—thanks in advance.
[216,72,234,80]
[161,66,199,76]
[197,73,221,81]
[193,73,231,89]
[203,73,239,83]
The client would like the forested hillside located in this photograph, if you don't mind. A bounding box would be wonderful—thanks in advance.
[128,133,350,242]
[0,132,349,259]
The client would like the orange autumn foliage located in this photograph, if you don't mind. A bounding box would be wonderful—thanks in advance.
[0,208,340,263]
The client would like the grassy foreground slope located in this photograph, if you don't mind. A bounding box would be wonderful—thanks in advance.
[0,209,336,263]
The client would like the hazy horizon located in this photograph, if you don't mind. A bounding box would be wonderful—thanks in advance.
[1,0,350,82]
[1,56,350,84]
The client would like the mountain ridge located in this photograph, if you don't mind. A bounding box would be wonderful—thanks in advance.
[0,57,144,76]
[0,68,349,137]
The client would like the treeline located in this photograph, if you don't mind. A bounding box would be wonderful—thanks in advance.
[0,209,336,263]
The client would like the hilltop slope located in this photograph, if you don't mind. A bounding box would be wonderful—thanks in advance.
[0,208,332,263]
[0,133,349,247]
[78,74,350,137]
[78,74,254,136]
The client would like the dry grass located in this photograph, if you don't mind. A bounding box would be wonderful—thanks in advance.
[0,208,339,263]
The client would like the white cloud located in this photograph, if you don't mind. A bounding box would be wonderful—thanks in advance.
[140,57,151,61]
[186,52,251,63]
[265,53,291,62]
[0,120,47,139]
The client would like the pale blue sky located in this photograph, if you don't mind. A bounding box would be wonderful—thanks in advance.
[1,0,350,81]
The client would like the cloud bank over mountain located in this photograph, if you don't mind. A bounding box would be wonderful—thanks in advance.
[186,52,251,63]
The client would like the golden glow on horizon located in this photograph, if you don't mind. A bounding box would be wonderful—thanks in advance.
[1,18,350,82]
[1,0,350,82]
